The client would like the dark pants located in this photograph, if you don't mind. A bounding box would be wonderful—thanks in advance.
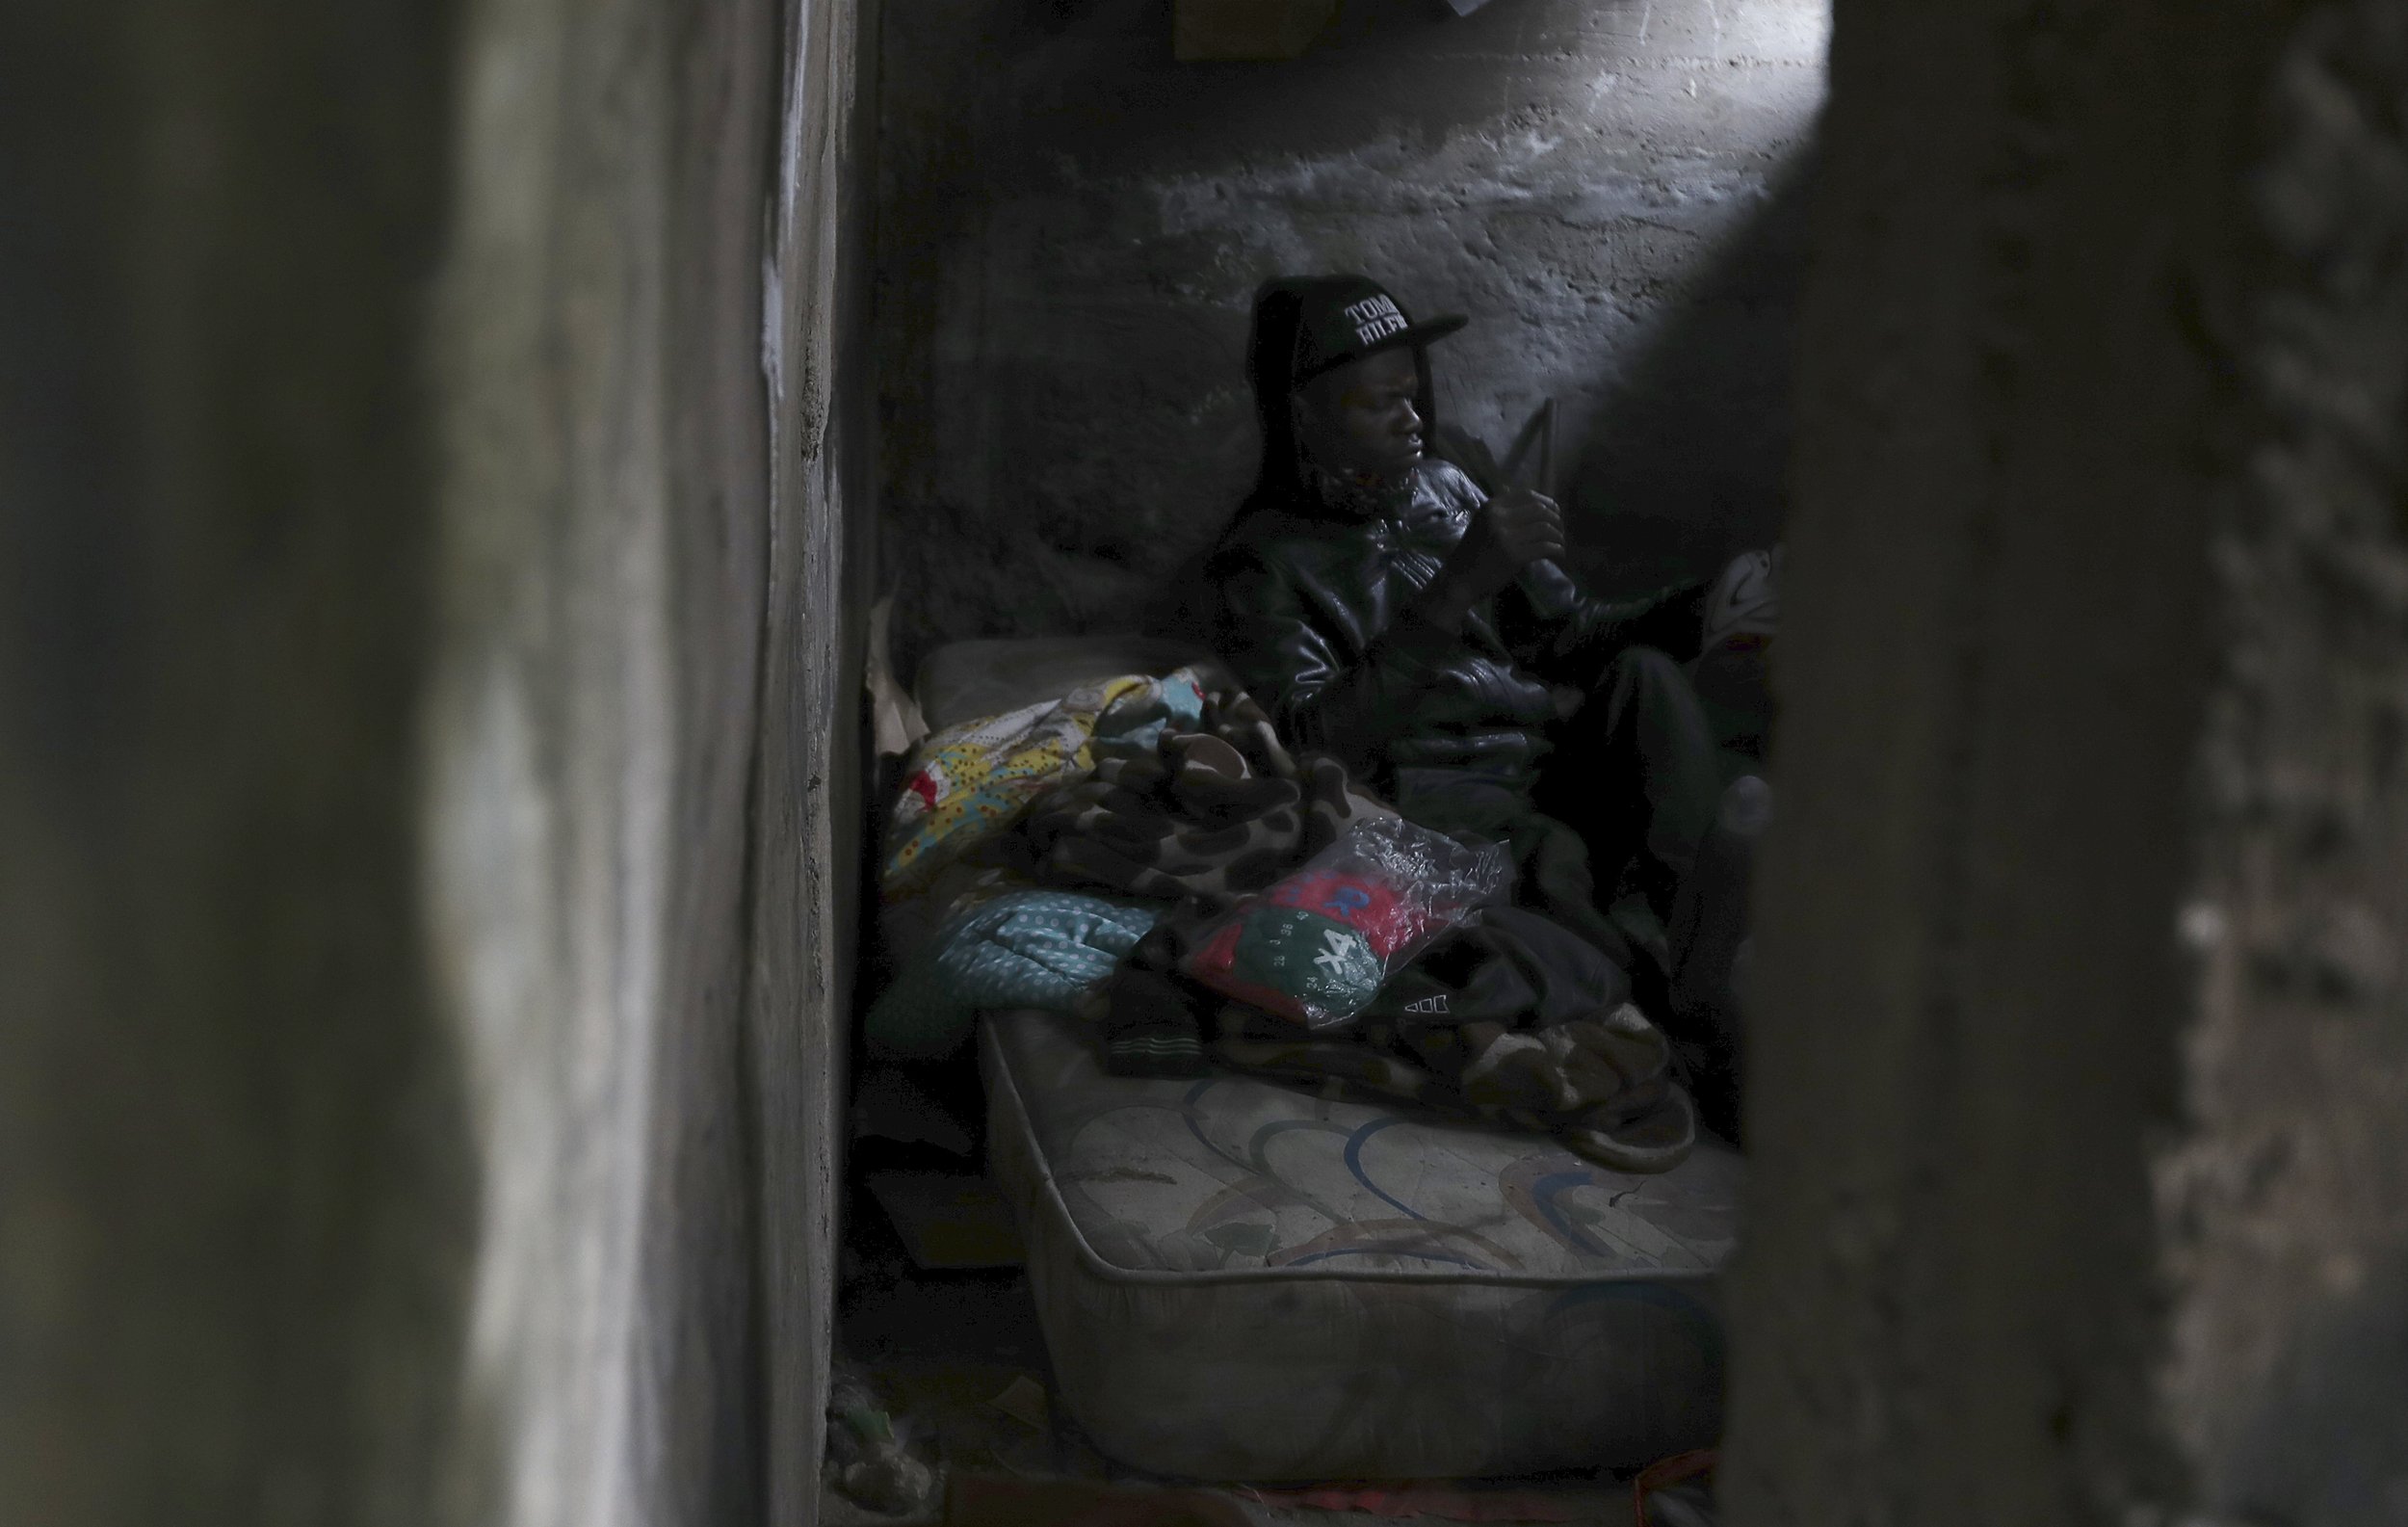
[1392,647,1751,933]
[1537,646,1762,1138]
[1385,645,1762,996]
[1536,645,1730,911]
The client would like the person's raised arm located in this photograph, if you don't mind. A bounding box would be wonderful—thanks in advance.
[1478,487,1711,682]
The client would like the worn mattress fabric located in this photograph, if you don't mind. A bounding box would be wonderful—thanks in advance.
[981,1008,1741,1483]
[914,634,1220,732]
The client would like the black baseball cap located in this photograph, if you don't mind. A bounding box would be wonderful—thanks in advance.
[1278,275,1468,387]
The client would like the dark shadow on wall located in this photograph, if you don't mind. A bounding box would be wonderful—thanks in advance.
[1556,144,1819,601]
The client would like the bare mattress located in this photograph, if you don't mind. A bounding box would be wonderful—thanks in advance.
[983,1002,1741,1481]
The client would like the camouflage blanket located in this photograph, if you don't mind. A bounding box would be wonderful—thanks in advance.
[1017,688,1392,910]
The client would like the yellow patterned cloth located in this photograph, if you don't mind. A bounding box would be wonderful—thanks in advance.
[881,671,1206,897]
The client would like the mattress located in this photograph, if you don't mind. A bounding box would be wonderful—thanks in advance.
[982,1006,1742,1482]
[913,634,1217,732]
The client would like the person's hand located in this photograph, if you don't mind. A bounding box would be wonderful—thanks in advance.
[1421,487,1565,625]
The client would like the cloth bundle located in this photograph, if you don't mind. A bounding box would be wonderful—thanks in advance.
[1110,905,1693,1173]
[872,670,1698,1171]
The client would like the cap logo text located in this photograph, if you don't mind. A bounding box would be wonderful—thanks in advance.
[1343,295,1407,347]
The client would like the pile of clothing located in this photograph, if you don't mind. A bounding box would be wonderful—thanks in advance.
[865,667,1696,1172]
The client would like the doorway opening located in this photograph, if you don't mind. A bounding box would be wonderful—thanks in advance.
[830,2,1828,1520]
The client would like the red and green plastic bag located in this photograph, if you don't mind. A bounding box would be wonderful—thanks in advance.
[1182,815,1510,1030]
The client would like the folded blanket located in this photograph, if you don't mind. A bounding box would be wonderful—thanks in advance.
[867,890,1161,1060]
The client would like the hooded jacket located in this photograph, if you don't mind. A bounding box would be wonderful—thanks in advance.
[1206,280,1704,814]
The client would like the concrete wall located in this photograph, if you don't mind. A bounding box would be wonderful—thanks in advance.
[875,0,1827,674]
[2162,8,2408,1516]
[1725,3,2408,1524]
[0,1,871,1525]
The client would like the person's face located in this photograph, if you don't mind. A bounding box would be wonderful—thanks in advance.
[1296,347,1424,479]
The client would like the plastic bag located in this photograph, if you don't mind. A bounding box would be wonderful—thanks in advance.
[1180,815,1512,1031]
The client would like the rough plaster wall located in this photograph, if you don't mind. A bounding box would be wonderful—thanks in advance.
[875,0,1826,674]
[1725,3,2406,1525]
[429,0,873,1519]
[752,0,879,1519]
[2160,8,2408,1519]
[0,1,867,1525]
[426,0,786,1520]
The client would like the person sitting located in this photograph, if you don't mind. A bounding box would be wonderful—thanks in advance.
[1199,274,1773,1130]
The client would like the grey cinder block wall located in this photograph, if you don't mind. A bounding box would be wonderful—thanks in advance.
[873,0,1830,675]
